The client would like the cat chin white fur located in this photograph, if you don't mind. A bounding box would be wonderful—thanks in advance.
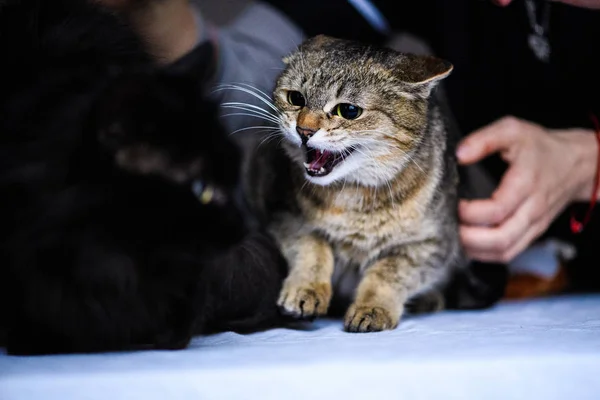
[345,163,406,187]
[282,121,303,147]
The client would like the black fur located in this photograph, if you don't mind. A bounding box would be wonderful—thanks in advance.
[0,0,286,355]
[429,86,509,310]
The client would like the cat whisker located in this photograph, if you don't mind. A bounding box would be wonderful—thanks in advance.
[359,134,426,175]
[221,107,281,124]
[257,132,285,148]
[221,102,283,123]
[385,179,397,210]
[332,148,349,201]
[221,101,279,114]
[299,178,311,194]
[212,83,280,114]
[391,147,425,175]
[350,145,397,205]
[349,146,377,165]
[280,33,304,61]
[221,113,282,125]
[227,125,281,136]
[335,176,349,204]
[233,82,279,107]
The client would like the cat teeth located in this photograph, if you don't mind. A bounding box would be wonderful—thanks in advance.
[303,163,327,176]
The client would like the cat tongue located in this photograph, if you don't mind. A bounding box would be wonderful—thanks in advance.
[309,149,333,170]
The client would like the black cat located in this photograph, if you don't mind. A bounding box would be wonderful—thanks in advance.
[0,0,287,355]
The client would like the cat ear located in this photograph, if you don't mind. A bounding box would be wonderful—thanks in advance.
[396,54,453,96]
[304,34,336,47]
[160,41,216,86]
[299,34,338,53]
[283,34,337,64]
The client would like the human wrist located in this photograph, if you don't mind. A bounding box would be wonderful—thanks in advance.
[562,129,600,202]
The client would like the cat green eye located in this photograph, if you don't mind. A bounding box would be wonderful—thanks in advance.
[191,180,227,206]
[334,103,362,120]
[287,91,306,107]
[192,180,214,205]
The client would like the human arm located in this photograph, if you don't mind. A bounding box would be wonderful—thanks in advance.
[95,0,202,64]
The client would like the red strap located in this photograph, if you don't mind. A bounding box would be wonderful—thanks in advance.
[570,113,600,234]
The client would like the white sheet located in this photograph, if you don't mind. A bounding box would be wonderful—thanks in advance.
[1,294,599,400]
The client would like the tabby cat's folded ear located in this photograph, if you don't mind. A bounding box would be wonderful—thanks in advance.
[161,41,217,89]
[282,34,336,64]
[395,54,453,97]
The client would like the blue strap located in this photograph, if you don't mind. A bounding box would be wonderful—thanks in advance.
[347,0,391,35]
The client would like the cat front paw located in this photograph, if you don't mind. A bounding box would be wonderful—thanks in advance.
[344,304,400,333]
[277,281,332,320]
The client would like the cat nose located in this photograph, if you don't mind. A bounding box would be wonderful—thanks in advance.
[296,126,316,144]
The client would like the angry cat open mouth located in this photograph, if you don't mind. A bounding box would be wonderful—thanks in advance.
[303,145,354,177]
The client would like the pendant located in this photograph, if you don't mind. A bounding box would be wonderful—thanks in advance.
[528,33,551,63]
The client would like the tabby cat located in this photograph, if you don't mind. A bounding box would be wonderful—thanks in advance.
[260,35,466,332]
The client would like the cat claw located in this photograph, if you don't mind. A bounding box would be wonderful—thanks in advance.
[344,304,399,333]
[277,282,331,320]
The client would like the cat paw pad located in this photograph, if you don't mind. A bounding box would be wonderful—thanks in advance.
[344,305,398,333]
[277,282,331,320]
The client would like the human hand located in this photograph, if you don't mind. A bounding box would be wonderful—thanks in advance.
[457,116,598,263]
[95,0,200,64]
